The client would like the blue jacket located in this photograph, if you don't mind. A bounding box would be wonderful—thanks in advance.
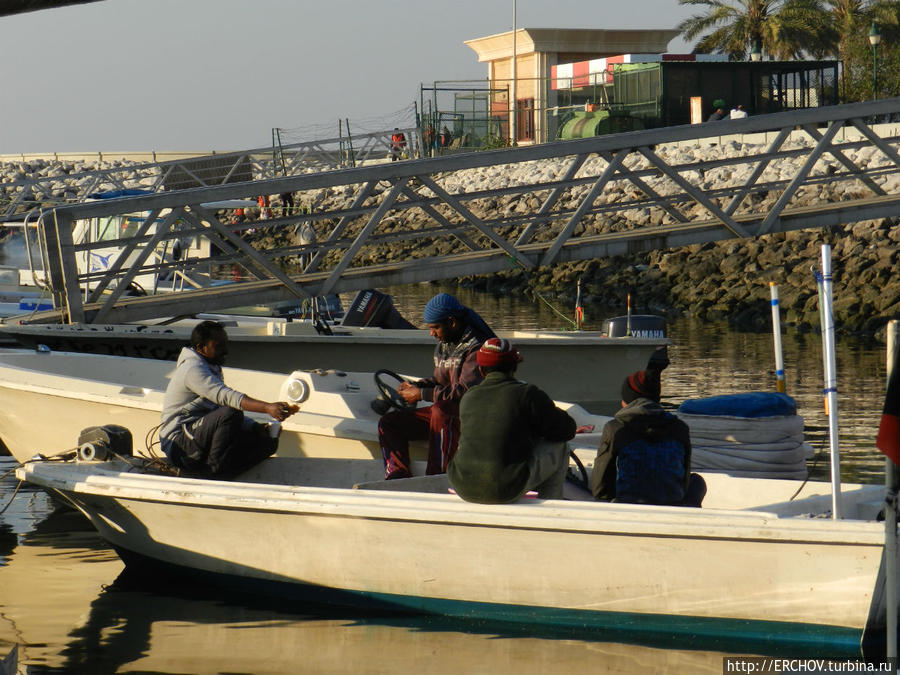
[590,397,692,505]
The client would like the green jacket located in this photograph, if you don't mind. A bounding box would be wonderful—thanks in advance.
[448,371,576,503]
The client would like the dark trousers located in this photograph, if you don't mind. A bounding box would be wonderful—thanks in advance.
[170,406,276,479]
[378,400,459,479]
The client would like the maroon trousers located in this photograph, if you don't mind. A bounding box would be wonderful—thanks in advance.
[378,400,460,479]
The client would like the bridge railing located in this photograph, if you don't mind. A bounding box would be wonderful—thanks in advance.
[0,127,421,222]
[27,97,900,325]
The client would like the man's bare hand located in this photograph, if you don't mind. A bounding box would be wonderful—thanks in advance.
[398,381,422,404]
[267,402,299,421]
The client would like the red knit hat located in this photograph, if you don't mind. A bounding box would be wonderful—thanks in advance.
[477,338,523,367]
[621,370,661,403]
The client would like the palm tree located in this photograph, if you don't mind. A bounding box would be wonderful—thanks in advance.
[819,1,900,99]
[677,0,834,60]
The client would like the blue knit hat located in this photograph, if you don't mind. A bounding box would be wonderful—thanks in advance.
[423,293,464,324]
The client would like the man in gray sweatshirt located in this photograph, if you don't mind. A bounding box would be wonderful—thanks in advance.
[160,320,296,478]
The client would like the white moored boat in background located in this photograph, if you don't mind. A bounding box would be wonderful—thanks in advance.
[0,311,668,415]
[0,347,606,467]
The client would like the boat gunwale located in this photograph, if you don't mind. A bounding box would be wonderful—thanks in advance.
[16,461,888,546]
[0,323,672,346]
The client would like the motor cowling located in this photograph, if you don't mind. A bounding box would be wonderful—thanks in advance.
[602,314,669,372]
[77,425,133,462]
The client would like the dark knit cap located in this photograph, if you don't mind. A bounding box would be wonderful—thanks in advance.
[621,370,661,404]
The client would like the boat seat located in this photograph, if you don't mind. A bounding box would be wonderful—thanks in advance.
[352,474,450,494]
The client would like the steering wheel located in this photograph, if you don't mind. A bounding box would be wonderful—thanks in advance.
[374,369,418,411]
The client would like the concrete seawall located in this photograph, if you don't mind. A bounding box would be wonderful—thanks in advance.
[4,122,900,165]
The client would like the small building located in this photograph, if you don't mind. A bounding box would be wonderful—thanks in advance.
[464,28,678,144]
[551,55,840,135]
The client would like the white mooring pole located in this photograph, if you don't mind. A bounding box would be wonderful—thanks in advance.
[770,282,786,393]
[820,245,842,519]
[886,319,898,660]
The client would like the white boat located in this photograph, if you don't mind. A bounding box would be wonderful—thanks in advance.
[0,347,606,466]
[0,320,666,414]
[14,454,893,657]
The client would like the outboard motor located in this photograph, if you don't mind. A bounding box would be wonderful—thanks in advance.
[76,425,133,462]
[342,289,416,329]
[602,314,669,372]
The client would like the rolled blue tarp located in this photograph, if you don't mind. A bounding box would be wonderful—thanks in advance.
[678,392,797,418]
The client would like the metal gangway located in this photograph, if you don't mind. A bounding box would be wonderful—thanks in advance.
[0,127,421,222]
[23,97,900,326]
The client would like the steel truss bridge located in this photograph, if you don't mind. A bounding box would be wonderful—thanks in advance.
[21,98,900,325]
[0,126,422,221]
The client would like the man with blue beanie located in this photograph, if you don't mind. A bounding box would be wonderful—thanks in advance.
[378,292,495,479]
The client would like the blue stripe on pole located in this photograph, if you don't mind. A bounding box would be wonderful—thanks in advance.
[776,369,785,376]
[770,299,779,306]
[823,387,838,394]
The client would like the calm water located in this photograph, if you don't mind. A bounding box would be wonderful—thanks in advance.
[0,286,892,673]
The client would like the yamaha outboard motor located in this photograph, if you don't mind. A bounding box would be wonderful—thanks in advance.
[602,314,669,372]
[342,290,416,329]
[76,425,133,462]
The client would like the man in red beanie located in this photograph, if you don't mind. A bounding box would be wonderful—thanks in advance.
[448,338,576,503]
[591,369,704,506]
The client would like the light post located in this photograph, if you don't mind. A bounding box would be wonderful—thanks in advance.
[869,21,882,100]
[511,0,517,146]
[750,40,762,62]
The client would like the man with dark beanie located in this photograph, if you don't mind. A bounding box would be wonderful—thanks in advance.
[378,293,495,479]
[449,338,576,503]
[590,369,705,506]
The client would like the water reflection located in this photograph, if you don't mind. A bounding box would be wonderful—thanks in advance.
[55,569,736,675]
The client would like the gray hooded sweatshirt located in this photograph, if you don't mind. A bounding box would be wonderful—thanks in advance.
[160,347,247,453]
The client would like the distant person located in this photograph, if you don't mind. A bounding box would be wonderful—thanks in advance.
[280,191,295,215]
[730,104,748,119]
[707,107,726,122]
[423,124,436,156]
[439,126,452,149]
[378,293,495,479]
[590,370,705,506]
[449,339,577,503]
[159,320,297,479]
[257,195,273,220]
[390,128,407,161]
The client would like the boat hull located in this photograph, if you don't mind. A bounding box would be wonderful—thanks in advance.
[17,460,890,657]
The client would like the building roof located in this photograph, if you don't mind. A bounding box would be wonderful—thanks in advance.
[464,28,680,62]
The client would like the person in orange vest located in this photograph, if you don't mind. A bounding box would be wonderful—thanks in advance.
[257,195,273,220]
[389,128,407,161]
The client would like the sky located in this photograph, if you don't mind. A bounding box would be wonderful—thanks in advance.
[0,0,694,154]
